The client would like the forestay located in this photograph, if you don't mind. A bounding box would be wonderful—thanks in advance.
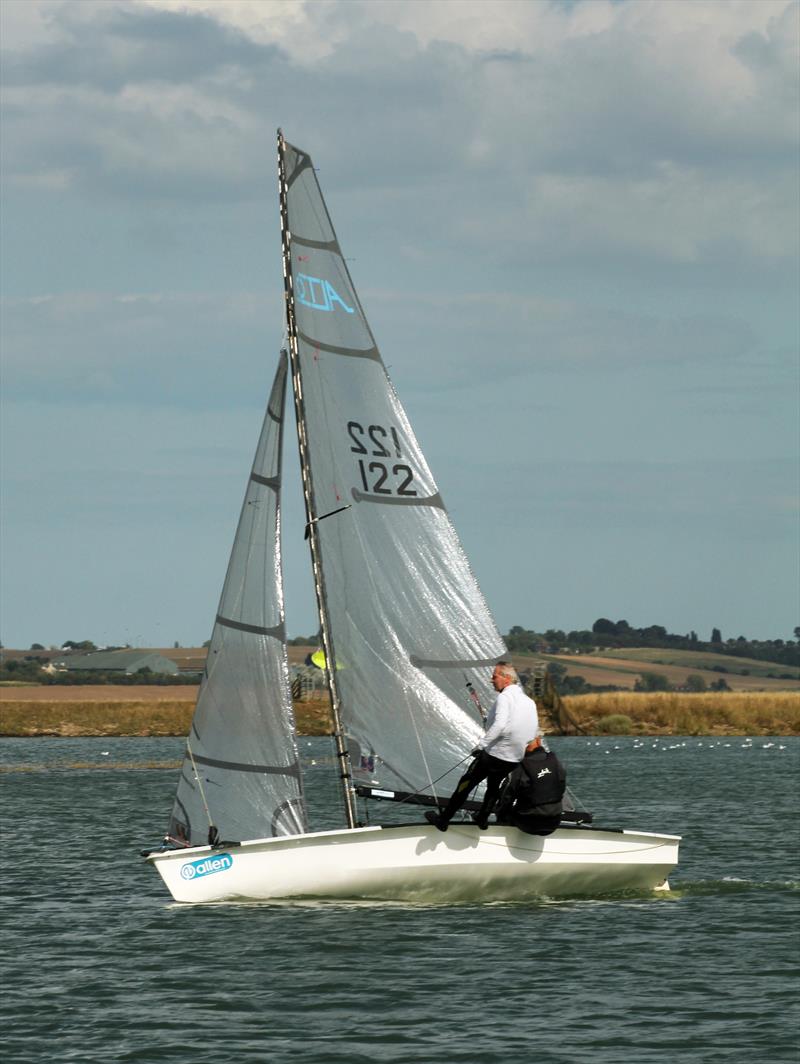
[167,353,308,845]
[280,136,508,800]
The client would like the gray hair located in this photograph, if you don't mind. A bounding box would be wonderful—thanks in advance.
[494,661,518,683]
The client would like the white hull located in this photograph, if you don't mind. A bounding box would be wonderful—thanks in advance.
[147,823,680,903]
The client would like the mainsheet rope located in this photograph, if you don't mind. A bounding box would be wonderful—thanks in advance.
[363,751,475,814]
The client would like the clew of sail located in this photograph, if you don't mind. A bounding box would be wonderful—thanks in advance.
[167,352,308,845]
[280,136,508,802]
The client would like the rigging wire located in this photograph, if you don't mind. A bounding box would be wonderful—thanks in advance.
[385,751,474,809]
[186,741,215,836]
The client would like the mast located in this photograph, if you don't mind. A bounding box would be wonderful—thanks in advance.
[277,128,358,830]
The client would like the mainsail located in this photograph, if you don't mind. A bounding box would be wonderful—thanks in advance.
[167,352,307,845]
[279,133,507,804]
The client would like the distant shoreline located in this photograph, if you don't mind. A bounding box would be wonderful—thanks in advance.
[0,687,797,737]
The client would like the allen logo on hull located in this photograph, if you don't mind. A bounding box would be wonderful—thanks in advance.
[180,853,234,880]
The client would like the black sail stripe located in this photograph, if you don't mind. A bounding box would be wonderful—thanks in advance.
[286,150,312,189]
[290,234,340,253]
[351,488,445,510]
[409,653,505,669]
[191,753,302,780]
[215,615,285,639]
[297,329,380,362]
[267,351,287,423]
[250,472,279,490]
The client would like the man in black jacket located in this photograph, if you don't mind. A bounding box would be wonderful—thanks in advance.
[494,734,566,836]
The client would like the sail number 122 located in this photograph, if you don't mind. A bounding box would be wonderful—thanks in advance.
[347,421,417,497]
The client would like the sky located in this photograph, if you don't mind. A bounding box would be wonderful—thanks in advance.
[1,0,798,650]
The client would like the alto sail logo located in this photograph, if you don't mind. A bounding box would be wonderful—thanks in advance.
[180,853,233,881]
[296,273,354,314]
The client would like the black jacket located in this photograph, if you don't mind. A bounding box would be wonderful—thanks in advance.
[497,747,567,820]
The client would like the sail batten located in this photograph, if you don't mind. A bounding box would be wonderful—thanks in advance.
[190,753,302,778]
[250,472,280,488]
[351,488,446,509]
[298,330,380,360]
[286,152,312,188]
[292,234,341,253]
[410,654,505,669]
[214,615,284,638]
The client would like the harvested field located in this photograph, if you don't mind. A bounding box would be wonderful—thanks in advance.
[0,684,195,703]
[157,645,313,669]
[0,686,332,737]
[1,685,797,736]
[0,700,194,736]
[513,653,800,692]
[600,647,799,679]
[562,691,800,735]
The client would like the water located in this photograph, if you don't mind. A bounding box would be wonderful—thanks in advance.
[2,736,798,1063]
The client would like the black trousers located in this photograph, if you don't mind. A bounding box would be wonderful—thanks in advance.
[440,751,519,823]
[498,811,561,836]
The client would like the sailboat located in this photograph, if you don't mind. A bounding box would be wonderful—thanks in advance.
[145,131,680,903]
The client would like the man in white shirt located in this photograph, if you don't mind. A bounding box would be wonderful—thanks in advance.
[425,662,538,831]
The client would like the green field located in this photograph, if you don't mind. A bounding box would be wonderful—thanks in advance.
[599,647,798,680]
[509,648,799,693]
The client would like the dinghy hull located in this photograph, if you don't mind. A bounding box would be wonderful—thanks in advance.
[148,823,680,903]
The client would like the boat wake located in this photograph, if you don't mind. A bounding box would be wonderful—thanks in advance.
[661,876,799,898]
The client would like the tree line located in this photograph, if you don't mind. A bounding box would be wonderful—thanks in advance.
[505,620,800,669]
[3,620,797,687]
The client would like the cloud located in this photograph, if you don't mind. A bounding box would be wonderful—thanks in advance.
[366,283,760,375]
[0,290,283,406]
[1,3,282,200]
[0,1,796,649]
[2,2,270,90]
[1,0,796,268]
[0,284,762,412]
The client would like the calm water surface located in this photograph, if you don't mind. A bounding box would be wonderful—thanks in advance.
[1,736,798,1063]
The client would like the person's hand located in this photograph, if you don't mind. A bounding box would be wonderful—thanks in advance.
[471,747,482,757]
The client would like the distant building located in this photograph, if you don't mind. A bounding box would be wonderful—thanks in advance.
[48,650,179,675]
[156,649,206,675]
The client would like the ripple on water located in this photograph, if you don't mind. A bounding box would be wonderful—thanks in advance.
[2,736,799,1064]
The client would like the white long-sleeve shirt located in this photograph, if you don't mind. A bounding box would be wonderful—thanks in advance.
[477,683,538,763]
